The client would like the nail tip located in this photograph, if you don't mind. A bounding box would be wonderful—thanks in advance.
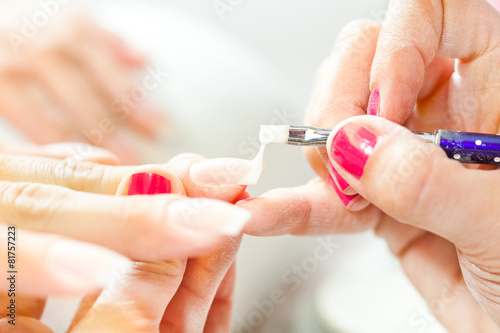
[190,159,262,187]
[220,210,251,236]
[169,199,251,236]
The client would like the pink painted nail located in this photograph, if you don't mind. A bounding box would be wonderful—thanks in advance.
[316,147,353,194]
[327,175,357,206]
[489,0,500,11]
[330,123,377,179]
[128,173,171,195]
[330,164,351,193]
[239,198,257,203]
[367,88,380,116]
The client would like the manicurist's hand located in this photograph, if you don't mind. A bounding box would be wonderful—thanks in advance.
[0,142,250,332]
[239,0,500,330]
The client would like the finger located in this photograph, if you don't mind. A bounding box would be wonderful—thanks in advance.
[65,16,165,136]
[31,48,112,132]
[106,33,146,67]
[0,181,249,261]
[416,55,455,102]
[71,32,165,137]
[204,263,236,333]
[70,260,186,333]
[70,163,187,332]
[0,142,120,165]
[370,0,500,123]
[326,115,498,249]
[0,316,53,333]
[68,293,100,331]
[0,153,247,202]
[374,217,497,331]
[0,73,74,144]
[304,19,380,205]
[160,237,241,332]
[0,228,131,297]
[237,178,381,236]
[0,295,45,320]
[66,15,146,68]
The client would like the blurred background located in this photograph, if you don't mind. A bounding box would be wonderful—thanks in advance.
[0,0,448,332]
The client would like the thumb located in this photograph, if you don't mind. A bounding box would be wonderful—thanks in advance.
[370,0,500,123]
[327,115,499,247]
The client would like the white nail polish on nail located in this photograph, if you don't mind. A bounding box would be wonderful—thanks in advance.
[189,158,263,186]
[49,240,132,290]
[168,198,251,236]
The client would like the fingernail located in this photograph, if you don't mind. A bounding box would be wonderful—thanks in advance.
[49,240,132,290]
[189,158,262,186]
[327,175,358,206]
[367,88,380,116]
[329,161,351,193]
[168,199,251,236]
[111,37,145,66]
[330,123,377,179]
[489,0,500,11]
[128,173,171,195]
[236,197,257,205]
[316,147,354,194]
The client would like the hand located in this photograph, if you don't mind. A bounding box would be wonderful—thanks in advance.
[0,15,165,164]
[0,142,250,331]
[239,0,500,330]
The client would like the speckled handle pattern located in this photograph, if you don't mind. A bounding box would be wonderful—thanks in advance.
[438,130,500,165]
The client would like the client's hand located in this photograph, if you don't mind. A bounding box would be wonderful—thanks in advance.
[239,0,500,330]
[0,15,165,164]
[0,142,249,332]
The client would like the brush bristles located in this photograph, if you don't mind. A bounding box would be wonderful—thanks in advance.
[259,125,289,144]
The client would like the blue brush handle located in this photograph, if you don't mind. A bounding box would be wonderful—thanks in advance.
[437,130,500,165]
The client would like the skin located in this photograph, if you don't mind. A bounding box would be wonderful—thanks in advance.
[239,0,500,330]
[0,143,248,332]
[0,15,166,164]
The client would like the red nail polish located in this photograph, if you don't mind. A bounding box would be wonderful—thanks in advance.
[327,175,357,206]
[317,147,353,194]
[330,123,377,179]
[128,173,171,195]
[367,88,380,116]
[330,164,351,192]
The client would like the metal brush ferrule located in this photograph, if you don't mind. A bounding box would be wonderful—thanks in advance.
[287,125,331,146]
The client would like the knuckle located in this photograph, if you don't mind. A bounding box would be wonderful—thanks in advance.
[57,159,105,193]
[0,182,57,226]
